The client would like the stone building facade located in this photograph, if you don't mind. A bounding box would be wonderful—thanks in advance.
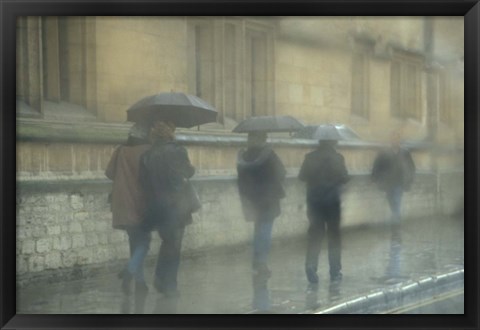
[16,16,464,284]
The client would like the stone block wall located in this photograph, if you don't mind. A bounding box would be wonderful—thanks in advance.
[16,188,115,274]
[437,170,464,215]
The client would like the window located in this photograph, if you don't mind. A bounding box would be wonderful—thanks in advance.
[351,40,373,119]
[17,17,28,103]
[245,29,268,117]
[224,22,239,120]
[439,70,452,124]
[42,17,87,106]
[390,51,423,120]
[16,16,97,119]
[188,18,275,126]
[192,22,215,106]
[17,17,42,114]
[439,69,463,125]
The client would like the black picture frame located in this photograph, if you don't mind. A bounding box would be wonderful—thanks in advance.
[1,0,478,329]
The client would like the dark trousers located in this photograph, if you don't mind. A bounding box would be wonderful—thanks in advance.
[305,204,342,279]
[154,221,185,294]
[252,211,275,269]
[146,200,186,295]
[385,223,402,277]
[386,186,403,224]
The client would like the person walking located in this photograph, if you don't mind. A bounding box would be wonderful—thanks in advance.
[105,123,151,296]
[237,131,286,279]
[139,120,197,298]
[298,125,349,284]
[371,131,416,225]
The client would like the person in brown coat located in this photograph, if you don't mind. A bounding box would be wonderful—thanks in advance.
[106,123,151,296]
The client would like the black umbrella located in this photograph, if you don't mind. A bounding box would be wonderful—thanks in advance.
[232,115,304,133]
[127,92,218,128]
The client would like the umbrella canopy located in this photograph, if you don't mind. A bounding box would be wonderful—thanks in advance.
[232,115,304,133]
[313,124,344,141]
[294,124,362,141]
[127,92,218,128]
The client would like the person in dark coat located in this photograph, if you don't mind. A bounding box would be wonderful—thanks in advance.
[371,131,416,224]
[298,126,349,284]
[139,120,196,297]
[237,131,286,278]
[105,123,151,296]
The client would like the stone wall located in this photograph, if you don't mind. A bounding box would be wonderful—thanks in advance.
[17,118,438,180]
[437,170,464,215]
[17,16,464,148]
[16,169,461,285]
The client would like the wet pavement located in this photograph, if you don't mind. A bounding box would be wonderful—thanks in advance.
[385,290,464,314]
[17,215,464,314]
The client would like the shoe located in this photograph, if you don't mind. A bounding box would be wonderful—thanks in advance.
[117,269,125,279]
[330,272,343,283]
[134,281,148,314]
[153,277,165,294]
[306,268,319,284]
[164,288,180,298]
[135,281,149,295]
[154,278,180,298]
[118,269,133,295]
[306,282,319,292]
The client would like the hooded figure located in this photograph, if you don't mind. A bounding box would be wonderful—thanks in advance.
[298,125,349,285]
[371,131,416,224]
[105,122,151,298]
[236,131,286,278]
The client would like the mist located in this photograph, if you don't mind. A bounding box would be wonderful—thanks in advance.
[16,16,464,314]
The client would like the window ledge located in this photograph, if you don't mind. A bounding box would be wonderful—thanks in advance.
[21,118,456,152]
[42,100,97,122]
[16,100,42,119]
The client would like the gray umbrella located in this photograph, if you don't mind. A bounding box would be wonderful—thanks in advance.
[313,124,344,141]
[232,115,304,133]
[127,92,218,128]
[295,124,362,141]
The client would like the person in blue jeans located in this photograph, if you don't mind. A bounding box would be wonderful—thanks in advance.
[105,123,151,300]
[371,131,416,225]
[124,227,151,286]
[237,131,286,280]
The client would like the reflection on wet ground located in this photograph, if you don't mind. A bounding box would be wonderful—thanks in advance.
[17,215,463,314]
